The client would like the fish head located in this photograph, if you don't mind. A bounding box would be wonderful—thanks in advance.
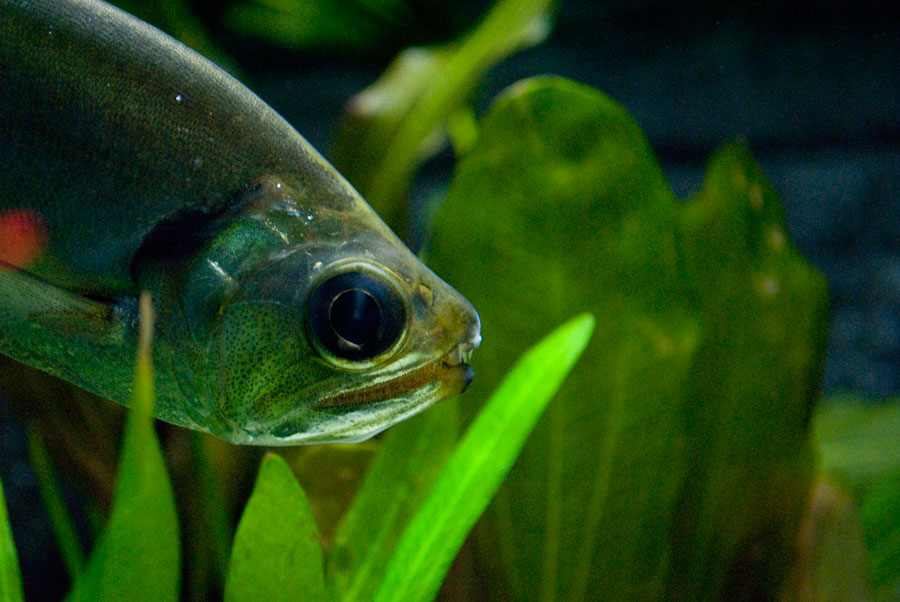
[158,177,480,444]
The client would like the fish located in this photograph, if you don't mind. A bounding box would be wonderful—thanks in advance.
[0,0,481,445]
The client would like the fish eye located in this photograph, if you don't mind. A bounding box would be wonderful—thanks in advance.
[307,270,407,362]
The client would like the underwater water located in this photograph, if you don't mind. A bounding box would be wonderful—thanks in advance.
[2,1,898,601]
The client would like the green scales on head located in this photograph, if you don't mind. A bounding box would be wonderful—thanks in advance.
[0,0,480,444]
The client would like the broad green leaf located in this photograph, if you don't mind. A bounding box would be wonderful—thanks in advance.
[814,399,900,600]
[225,453,326,602]
[327,399,459,602]
[0,477,24,602]
[428,77,828,601]
[670,145,826,602]
[372,313,595,602]
[331,0,553,232]
[66,293,180,602]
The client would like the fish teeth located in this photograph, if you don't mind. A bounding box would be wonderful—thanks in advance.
[446,331,480,366]
[446,343,466,366]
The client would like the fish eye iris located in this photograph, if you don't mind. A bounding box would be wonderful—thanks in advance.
[308,270,406,361]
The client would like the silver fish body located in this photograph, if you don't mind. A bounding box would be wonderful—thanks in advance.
[0,0,480,444]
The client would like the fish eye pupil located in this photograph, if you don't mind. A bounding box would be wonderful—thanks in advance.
[329,289,381,346]
[307,270,406,362]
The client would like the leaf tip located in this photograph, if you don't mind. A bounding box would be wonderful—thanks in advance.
[567,311,596,349]
[131,291,156,417]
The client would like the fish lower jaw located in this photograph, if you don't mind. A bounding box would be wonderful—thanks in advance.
[221,354,472,446]
[240,379,445,446]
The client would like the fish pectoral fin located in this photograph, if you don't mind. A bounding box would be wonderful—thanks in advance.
[0,265,125,345]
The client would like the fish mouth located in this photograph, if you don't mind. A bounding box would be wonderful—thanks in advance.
[312,340,476,410]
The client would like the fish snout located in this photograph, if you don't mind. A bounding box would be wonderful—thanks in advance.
[442,301,480,393]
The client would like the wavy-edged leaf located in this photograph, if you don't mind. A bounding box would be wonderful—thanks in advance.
[372,313,595,602]
[0,476,24,602]
[225,453,326,602]
[66,293,180,602]
[428,77,828,601]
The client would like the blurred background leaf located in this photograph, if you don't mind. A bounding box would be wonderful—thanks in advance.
[813,398,900,601]
[427,77,828,601]
[779,477,870,602]
[110,0,242,77]
[224,0,409,51]
[814,397,900,497]
[223,0,493,53]
[330,0,554,236]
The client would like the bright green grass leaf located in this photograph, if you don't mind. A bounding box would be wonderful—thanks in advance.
[428,77,828,601]
[0,477,24,602]
[66,293,180,602]
[225,453,326,602]
[371,313,595,602]
[327,400,459,602]
[814,398,900,600]
[331,0,553,232]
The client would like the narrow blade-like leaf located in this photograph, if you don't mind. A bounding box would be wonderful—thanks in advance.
[66,293,180,602]
[328,400,459,602]
[371,313,595,602]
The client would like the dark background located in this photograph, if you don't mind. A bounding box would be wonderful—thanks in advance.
[2,0,899,599]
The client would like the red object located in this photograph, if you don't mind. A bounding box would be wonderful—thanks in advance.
[0,210,47,269]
